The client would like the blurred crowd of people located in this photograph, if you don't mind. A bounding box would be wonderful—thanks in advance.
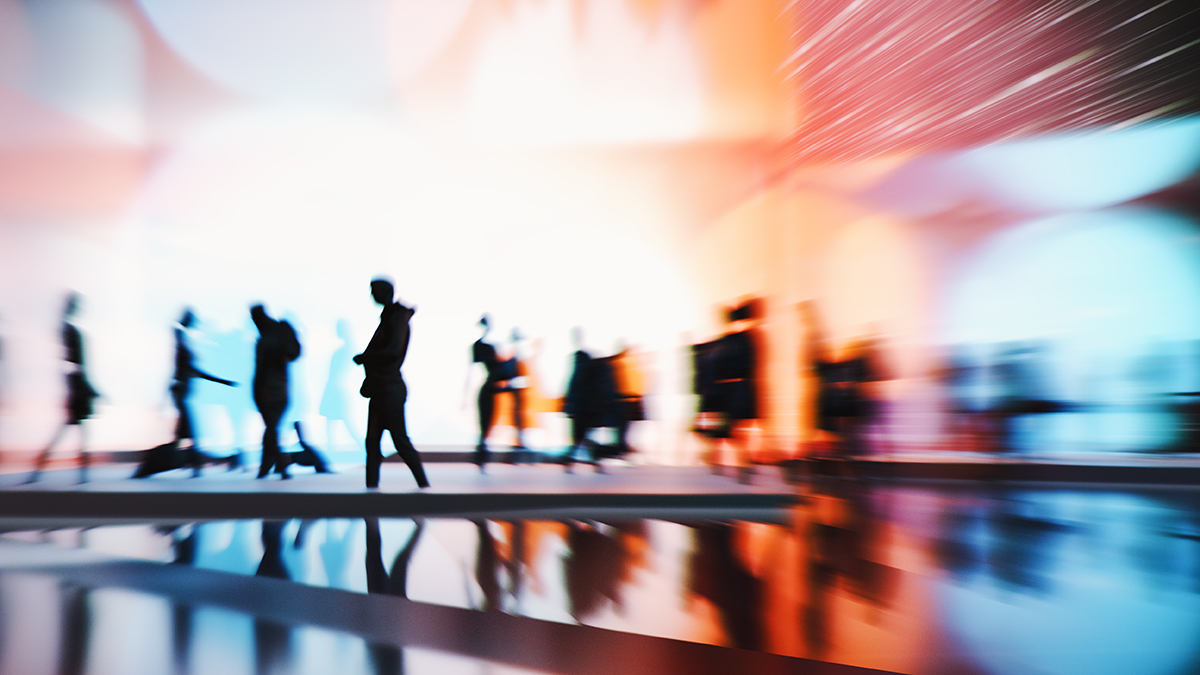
[26,279,424,489]
[21,283,1200,487]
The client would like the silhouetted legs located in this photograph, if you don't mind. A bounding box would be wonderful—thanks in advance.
[57,584,92,675]
[476,385,495,470]
[511,386,526,460]
[563,416,599,473]
[257,405,289,479]
[171,382,205,476]
[29,422,88,483]
[365,383,429,489]
[293,422,331,473]
[704,420,755,483]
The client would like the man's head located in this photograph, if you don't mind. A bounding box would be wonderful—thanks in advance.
[249,304,267,328]
[64,292,80,318]
[180,308,195,328]
[370,278,394,306]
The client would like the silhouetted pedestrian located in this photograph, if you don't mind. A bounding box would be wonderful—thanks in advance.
[320,319,362,454]
[799,300,845,459]
[470,314,503,471]
[354,278,429,489]
[29,292,99,483]
[172,309,236,476]
[251,304,300,479]
[720,299,762,482]
[696,299,761,482]
[563,327,607,472]
[133,310,242,479]
[506,327,530,462]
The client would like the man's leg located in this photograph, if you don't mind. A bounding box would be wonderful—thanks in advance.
[173,384,201,476]
[475,386,493,470]
[564,416,583,472]
[365,399,385,488]
[385,387,429,488]
[27,422,68,483]
[511,388,525,460]
[258,407,284,478]
[76,423,89,483]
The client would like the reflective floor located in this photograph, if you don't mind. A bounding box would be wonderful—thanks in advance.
[6,477,1200,675]
[0,573,522,675]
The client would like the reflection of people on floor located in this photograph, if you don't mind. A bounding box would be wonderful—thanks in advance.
[469,315,504,471]
[366,641,404,675]
[253,520,296,673]
[802,477,898,656]
[364,517,424,598]
[57,583,92,675]
[505,520,527,611]
[320,319,362,455]
[473,520,504,612]
[361,517,422,674]
[563,520,647,622]
[170,309,237,476]
[687,523,764,651]
[30,292,99,484]
[987,493,1066,592]
[933,489,1067,593]
[355,278,429,490]
[171,600,194,675]
[931,502,981,582]
[289,422,332,473]
[251,304,301,479]
[167,528,198,675]
[257,520,291,580]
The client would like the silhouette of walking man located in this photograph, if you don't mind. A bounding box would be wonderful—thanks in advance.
[251,304,300,480]
[29,292,98,484]
[470,314,501,472]
[354,278,429,489]
[172,309,236,476]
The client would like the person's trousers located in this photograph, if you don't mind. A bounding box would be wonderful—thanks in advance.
[366,383,429,488]
[257,404,287,477]
[476,385,496,466]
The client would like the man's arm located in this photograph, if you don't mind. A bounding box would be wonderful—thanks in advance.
[194,369,235,386]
